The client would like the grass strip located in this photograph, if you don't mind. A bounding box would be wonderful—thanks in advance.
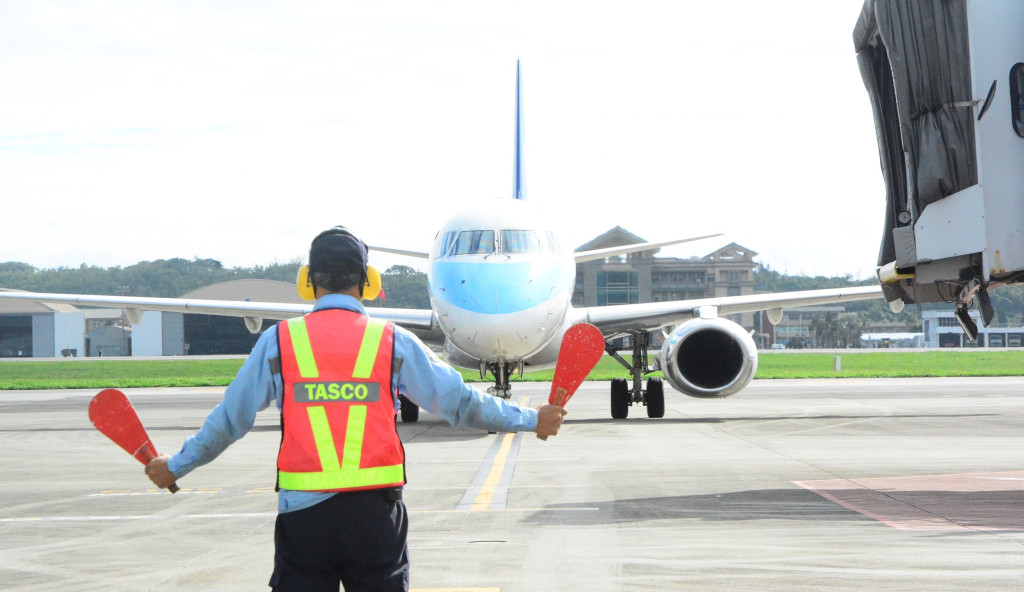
[0,359,245,390]
[754,350,1024,378]
[2,350,1023,390]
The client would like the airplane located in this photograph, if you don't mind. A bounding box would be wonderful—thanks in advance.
[0,61,884,420]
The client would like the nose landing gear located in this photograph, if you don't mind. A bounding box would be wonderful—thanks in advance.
[485,359,518,399]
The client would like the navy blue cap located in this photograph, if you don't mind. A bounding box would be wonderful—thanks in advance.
[308,227,368,274]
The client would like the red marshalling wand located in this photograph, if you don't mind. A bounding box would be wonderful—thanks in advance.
[538,323,605,440]
[88,388,179,493]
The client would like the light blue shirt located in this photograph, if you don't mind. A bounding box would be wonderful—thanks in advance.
[167,294,538,513]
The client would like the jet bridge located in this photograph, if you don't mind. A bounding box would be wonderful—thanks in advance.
[855,1,1024,340]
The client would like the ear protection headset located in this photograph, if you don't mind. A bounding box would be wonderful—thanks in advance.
[296,226,383,301]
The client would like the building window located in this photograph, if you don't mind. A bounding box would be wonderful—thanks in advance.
[939,333,961,347]
[597,270,639,305]
[653,271,705,287]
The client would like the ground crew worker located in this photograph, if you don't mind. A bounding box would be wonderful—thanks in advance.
[144,226,568,591]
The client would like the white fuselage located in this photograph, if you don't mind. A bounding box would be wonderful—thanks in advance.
[428,198,576,370]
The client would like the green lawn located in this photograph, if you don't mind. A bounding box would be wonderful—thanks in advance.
[0,359,245,390]
[754,350,1024,378]
[2,350,1023,390]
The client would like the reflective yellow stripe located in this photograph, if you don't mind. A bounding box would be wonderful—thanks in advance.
[278,463,404,491]
[341,405,366,471]
[280,408,403,489]
[306,406,341,472]
[287,318,319,378]
[353,318,386,379]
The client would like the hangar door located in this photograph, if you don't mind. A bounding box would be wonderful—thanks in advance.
[184,315,274,355]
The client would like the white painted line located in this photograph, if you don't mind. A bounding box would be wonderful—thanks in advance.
[0,507,599,523]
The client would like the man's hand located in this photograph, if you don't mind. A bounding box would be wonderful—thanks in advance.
[536,404,568,437]
[145,454,178,489]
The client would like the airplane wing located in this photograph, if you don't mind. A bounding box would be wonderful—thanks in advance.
[0,291,435,329]
[577,285,885,337]
[368,245,430,259]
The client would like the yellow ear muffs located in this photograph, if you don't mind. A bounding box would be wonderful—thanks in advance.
[296,265,316,301]
[362,265,383,301]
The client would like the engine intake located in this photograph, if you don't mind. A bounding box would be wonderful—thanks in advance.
[660,317,758,398]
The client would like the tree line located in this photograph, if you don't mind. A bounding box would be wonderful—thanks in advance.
[0,259,431,309]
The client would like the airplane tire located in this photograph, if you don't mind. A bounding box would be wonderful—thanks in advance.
[611,378,629,419]
[399,395,420,423]
[645,377,665,419]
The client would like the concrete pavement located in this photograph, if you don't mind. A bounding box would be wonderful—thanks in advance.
[1,377,1023,591]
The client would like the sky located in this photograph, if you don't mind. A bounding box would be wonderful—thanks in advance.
[0,1,884,279]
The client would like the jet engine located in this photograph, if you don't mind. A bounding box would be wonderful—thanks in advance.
[659,317,758,398]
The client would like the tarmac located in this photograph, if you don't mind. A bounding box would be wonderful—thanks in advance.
[2,377,1023,591]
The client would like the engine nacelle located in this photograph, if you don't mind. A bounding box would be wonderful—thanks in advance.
[659,317,758,398]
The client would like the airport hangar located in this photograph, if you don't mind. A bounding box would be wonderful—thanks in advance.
[0,280,300,358]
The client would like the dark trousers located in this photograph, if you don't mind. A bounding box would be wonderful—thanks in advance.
[269,488,409,592]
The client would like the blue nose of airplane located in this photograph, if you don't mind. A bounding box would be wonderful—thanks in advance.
[431,260,568,314]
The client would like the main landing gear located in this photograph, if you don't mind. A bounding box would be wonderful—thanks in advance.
[606,330,664,419]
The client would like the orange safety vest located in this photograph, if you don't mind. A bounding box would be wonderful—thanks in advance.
[276,309,405,492]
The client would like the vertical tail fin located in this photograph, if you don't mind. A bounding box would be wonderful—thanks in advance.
[513,59,527,200]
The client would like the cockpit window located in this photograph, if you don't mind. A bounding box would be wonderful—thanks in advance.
[435,231,457,257]
[546,231,562,256]
[452,230,495,255]
[501,230,543,254]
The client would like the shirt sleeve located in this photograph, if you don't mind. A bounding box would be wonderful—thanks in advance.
[167,326,282,478]
[392,327,538,432]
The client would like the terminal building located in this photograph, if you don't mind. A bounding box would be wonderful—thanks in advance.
[921,310,1024,348]
[570,227,863,349]
[573,227,759,329]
